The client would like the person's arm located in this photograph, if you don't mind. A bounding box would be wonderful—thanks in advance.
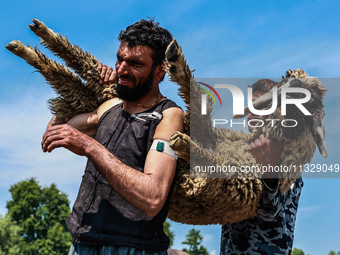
[67,98,122,136]
[41,107,184,217]
[249,134,282,189]
[249,134,283,221]
[47,115,66,128]
[46,98,121,137]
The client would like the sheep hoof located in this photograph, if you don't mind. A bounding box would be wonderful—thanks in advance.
[170,131,183,149]
[5,40,24,54]
[170,131,190,151]
[170,131,190,162]
[29,19,47,35]
[5,41,18,51]
[165,39,180,63]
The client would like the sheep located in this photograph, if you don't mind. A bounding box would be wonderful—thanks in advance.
[6,20,327,225]
[5,19,117,123]
[165,40,327,224]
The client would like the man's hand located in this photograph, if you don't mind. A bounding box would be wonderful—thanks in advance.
[41,124,94,156]
[249,134,283,188]
[98,62,116,87]
[249,134,283,166]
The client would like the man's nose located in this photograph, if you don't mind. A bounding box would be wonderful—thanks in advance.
[116,61,129,76]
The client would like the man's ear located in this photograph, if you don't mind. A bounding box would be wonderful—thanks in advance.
[154,63,166,82]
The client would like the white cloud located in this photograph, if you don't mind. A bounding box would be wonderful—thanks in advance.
[203,234,214,242]
[210,249,217,255]
[297,205,324,220]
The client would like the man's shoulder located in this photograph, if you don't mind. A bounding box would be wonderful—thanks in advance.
[162,104,184,121]
[98,98,123,119]
[158,99,182,112]
[153,100,184,141]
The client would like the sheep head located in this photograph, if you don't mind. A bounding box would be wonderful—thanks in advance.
[233,69,327,158]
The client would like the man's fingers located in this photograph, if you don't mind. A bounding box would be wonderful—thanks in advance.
[109,69,116,85]
[46,139,65,153]
[104,66,113,84]
[259,134,268,145]
[42,134,63,152]
[98,63,115,86]
[100,65,108,84]
[41,125,66,151]
[254,138,262,148]
[249,142,255,150]
[98,62,103,73]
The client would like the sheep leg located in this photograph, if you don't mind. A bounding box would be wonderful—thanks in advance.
[6,40,43,68]
[5,40,99,121]
[170,131,190,162]
[166,39,215,148]
[170,131,219,168]
[165,39,192,106]
[28,19,103,98]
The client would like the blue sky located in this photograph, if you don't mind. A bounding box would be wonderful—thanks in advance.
[1,0,340,254]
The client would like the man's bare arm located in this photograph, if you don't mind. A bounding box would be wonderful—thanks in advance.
[41,107,184,217]
[46,98,122,136]
[67,98,122,136]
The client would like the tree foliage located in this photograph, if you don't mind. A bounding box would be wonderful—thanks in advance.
[6,178,72,255]
[291,248,306,255]
[182,228,209,255]
[163,220,175,248]
[328,251,340,255]
[0,214,21,255]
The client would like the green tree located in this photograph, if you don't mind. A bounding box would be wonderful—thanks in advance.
[182,228,209,255]
[291,248,305,255]
[163,220,175,248]
[0,214,21,255]
[6,178,72,255]
[328,251,340,255]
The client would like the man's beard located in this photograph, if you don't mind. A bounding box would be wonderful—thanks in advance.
[115,69,155,102]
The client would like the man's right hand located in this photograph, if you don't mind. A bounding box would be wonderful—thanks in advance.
[98,62,116,87]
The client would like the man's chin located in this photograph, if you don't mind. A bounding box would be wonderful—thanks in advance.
[115,83,142,102]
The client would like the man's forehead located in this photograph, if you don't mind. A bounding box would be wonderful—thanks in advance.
[117,42,153,58]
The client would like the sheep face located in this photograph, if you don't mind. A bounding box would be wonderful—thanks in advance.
[235,76,327,158]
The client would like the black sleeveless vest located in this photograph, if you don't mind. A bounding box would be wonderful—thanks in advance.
[66,99,180,252]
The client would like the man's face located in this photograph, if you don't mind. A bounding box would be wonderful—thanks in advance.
[247,90,267,132]
[115,42,156,101]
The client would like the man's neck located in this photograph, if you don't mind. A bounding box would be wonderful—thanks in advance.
[123,87,165,114]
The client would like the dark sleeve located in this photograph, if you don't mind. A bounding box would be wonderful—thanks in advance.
[257,176,284,221]
[257,177,304,222]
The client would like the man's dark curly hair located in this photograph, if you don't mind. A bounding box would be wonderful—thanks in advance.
[118,19,173,71]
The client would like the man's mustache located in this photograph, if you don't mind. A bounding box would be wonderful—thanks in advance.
[116,74,136,84]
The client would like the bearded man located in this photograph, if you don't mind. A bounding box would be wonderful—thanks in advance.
[42,19,184,255]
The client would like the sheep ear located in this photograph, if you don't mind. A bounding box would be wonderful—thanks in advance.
[310,113,327,157]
